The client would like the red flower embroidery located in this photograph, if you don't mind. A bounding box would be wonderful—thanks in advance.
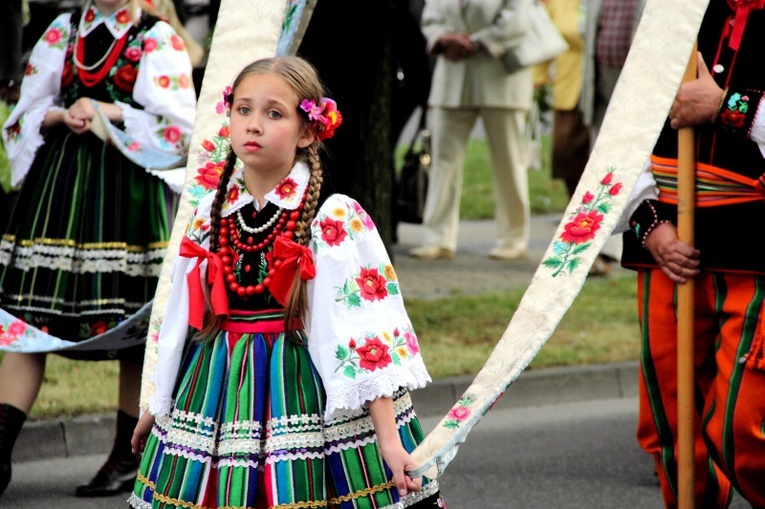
[227,186,239,203]
[275,178,298,199]
[195,162,225,190]
[582,191,594,203]
[721,109,746,128]
[7,321,27,336]
[114,65,137,92]
[601,172,614,185]
[84,9,95,23]
[163,126,181,144]
[170,34,185,51]
[178,74,190,89]
[320,217,347,246]
[560,210,603,244]
[356,337,392,371]
[609,182,623,196]
[156,75,171,89]
[115,9,130,25]
[124,47,142,62]
[144,38,157,53]
[219,125,230,138]
[44,28,62,45]
[447,405,471,421]
[355,267,388,301]
[91,321,108,335]
[202,139,215,152]
[348,338,356,349]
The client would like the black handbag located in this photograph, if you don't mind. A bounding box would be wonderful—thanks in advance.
[396,110,431,224]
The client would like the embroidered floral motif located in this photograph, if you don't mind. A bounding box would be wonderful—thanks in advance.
[43,24,69,50]
[275,178,298,200]
[335,264,399,309]
[443,393,476,429]
[149,316,162,344]
[720,91,748,129]
[153,73,192,91]
[543,169,623,277]
[113,64,137,92]
[334,326,419,379]
[216,86,233,114]
[312,200,376,251]
[0,319,32,347]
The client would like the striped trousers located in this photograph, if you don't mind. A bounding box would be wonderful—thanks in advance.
[636,270,765,508]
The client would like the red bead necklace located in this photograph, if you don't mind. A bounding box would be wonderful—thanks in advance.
[218,205,303,298]
[74,31,130,87]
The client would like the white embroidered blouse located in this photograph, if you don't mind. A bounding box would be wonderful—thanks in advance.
[1,5,196,187]
[148,163,432,420]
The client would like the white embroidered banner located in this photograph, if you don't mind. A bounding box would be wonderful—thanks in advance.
[410,0,711,478]
[139,0,316,406]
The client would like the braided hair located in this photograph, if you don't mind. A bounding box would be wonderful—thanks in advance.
[197,56,329,341]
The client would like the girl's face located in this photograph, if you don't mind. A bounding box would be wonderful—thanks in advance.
[93,0,130,16]
[229,73,315,178]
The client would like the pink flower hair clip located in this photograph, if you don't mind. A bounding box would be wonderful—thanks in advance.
[299,97,343,141]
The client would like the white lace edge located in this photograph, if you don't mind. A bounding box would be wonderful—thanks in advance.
[324,364,432,421]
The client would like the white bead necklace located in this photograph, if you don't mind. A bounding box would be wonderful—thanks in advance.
[73,35,120,71]
[236,207,283,234]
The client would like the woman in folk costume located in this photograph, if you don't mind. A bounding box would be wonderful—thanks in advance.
[129,56,446,509]
[0,0,197,498]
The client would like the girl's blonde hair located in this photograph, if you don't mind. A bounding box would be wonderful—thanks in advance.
[199,56,327,341]
[88,0,205,67]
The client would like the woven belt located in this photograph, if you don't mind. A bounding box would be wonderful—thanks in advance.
[652,155,765,207]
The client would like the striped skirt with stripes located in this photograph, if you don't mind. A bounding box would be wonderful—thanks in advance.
[129,311,443,509]
[0,126,177,357]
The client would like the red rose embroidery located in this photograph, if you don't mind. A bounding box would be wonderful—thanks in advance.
[44,28,62,45]
[144,38,157,53]
[163,126,181,144]
[721,109,746,128]
[84,9,95,23]
[202,139,215,152]
[560,210,603,244]
[171,34,185,51]
[275,178,298,199]
[195,162,225,190]
[114,65,137,92]
[178,74,190,89]
[115,9,130,25]
[218,125,230,138]
[227,186,239,203]
[356,337,392,371]
[320,217,347,246]
[157,75,171,89]
[355,267,388,301]
[609,182,623,196]
[124,46,142,62]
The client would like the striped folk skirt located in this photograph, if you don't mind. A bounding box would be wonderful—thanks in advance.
[129,311,444,509]
[0,126,176,357]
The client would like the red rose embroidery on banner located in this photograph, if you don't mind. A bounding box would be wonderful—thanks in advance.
[114,65,137,92]
[320,217,347,246]
[355,337,392,371]
[355,267,388,301]
[195,162,225,190]
[561,210,603,244]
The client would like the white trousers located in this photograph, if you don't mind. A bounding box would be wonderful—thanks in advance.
[421,107,530,252]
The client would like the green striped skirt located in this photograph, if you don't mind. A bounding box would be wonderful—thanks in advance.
[0,126,176,356]
[129,310,443,508]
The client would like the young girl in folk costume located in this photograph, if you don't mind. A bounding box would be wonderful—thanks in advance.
[0,0,197,498]
[129,56,446,509]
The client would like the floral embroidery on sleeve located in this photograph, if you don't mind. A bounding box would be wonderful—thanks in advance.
[335,263,400,309]
[42,23,70,50]
[334,325,419,379]
[313,199,376,251]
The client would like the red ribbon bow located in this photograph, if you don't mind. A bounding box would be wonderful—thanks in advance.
[267,236,316,306]
[179,237,230,330]
[727,0,765,50]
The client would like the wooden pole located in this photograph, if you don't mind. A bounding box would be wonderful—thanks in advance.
[676,43,698,509]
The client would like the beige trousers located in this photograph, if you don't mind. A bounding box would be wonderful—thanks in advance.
[421,107,530,252]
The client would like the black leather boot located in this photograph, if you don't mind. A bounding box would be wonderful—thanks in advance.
[75,409,141,497]
[0,403,27,497]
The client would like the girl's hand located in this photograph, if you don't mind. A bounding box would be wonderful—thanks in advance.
[64,97,96,134]
[377,438,423,496]
[131,411,155,454]
[644,222,700,284]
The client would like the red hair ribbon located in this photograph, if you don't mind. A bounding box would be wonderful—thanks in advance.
[179,237,230,330]
[267,236,316,306]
